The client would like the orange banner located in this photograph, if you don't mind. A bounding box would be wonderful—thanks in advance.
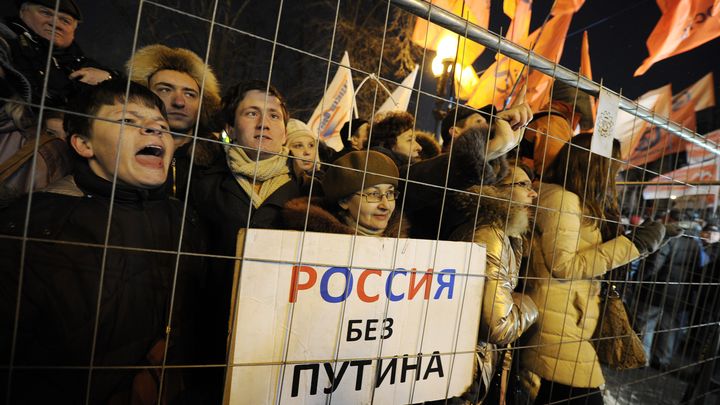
[617,85,672,160]
[467,13,572,109]
[635,0,720,76]
[551,0,585,15]
[643,160,720,199]
[411,0,490,66]
[627,99,695,167]
[687,129,720,163]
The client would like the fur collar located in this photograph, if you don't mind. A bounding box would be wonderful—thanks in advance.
[451,185,530,238]
[283,196,409,238]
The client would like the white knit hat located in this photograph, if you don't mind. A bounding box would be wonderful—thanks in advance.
[286,119,318,145]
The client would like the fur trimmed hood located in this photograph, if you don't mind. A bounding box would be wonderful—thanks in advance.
[126,45,221,130]
[415,130,441,160]
[451,184,530,239]
[282,196,410,238]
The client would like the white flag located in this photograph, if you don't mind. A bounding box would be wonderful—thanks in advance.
[375,65,419,115]
[307,52,357,151]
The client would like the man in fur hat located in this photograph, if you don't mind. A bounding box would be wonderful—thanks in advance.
[126,44,223,199]
[3,0,114,107]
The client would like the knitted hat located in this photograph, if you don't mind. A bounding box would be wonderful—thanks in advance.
[18,0,83,21]
[324,151,399,205]
[370,111,414,148]
[126,45,221,129]
[286,119,318,145]
[340,118,368,141]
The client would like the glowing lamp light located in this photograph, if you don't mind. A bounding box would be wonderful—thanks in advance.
[431,35,459,77]
[454,65,479,100]
[670,195,677,200]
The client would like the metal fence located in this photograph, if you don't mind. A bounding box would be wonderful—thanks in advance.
[1,0,719,404]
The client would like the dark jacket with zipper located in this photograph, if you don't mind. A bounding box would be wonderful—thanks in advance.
[187,156,302,400]
[4,17,113,107]
[0,163,206,404]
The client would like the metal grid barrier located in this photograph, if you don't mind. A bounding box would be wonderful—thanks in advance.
[1,0,719,404]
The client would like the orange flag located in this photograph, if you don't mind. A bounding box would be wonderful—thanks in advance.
[579,30,597,126]
[627,99,695,167]
[635,0,720,76]
[616,84,672,161]
[467,13,572,109]
[672,72,716,112]
[551,0,585,15]
[504,0,533,43]
[411,0,490,67]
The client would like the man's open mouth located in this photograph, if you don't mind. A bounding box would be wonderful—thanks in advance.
[136,145,164,157]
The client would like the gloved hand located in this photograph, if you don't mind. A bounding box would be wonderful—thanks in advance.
[631,220,666,255]
[659,223,684,249]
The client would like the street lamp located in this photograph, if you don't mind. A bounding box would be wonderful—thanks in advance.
[432,36,458,139]
[430,35,480,139]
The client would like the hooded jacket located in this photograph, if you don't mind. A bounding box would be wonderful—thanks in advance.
[0,164,206,403]
[520,182,640,388]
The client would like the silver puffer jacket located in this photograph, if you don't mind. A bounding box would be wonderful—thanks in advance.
[451,185,538,348]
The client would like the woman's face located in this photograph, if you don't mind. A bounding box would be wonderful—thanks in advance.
[498,167,537,207]
[339,183,397,232]
[391,129,422,161]
[288,136,317,172]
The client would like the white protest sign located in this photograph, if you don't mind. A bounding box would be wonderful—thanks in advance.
[591,86,621,158]
[225,229,486,404]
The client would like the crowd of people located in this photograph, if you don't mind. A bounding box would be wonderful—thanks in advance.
[0,1,717,404]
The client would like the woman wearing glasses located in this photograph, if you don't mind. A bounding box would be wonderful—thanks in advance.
[427,161,540,405]
[283,150,406,237]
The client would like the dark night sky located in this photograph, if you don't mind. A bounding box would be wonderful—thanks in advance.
[3,0,718,130]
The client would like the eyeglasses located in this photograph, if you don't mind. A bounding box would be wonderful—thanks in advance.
[355,190,400,203]
[498,181,533,191]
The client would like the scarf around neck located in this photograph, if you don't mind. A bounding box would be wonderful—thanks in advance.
[339,210,385,237]
[225,145,291,208]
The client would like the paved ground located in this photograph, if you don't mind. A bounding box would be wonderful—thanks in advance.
[602,363,720,404]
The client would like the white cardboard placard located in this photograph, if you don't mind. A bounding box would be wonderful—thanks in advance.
[591,86,621,158]
[225,229,486,404]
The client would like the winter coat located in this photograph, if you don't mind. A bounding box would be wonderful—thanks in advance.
[164,137,223,200]
[520,182,640,388]
[4,17,113,107]
[450,185,538,348]
[282,196,409,237]
[401,125,509,240]
[0,115,71,206]
[0,163,206,404]
[187,158,302,380]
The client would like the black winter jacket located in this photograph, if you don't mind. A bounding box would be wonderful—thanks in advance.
[399,126,508,240]
[0,164,206,404]
[4,17,113,107]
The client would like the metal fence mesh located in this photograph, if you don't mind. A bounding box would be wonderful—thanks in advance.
[1,0,719,404]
